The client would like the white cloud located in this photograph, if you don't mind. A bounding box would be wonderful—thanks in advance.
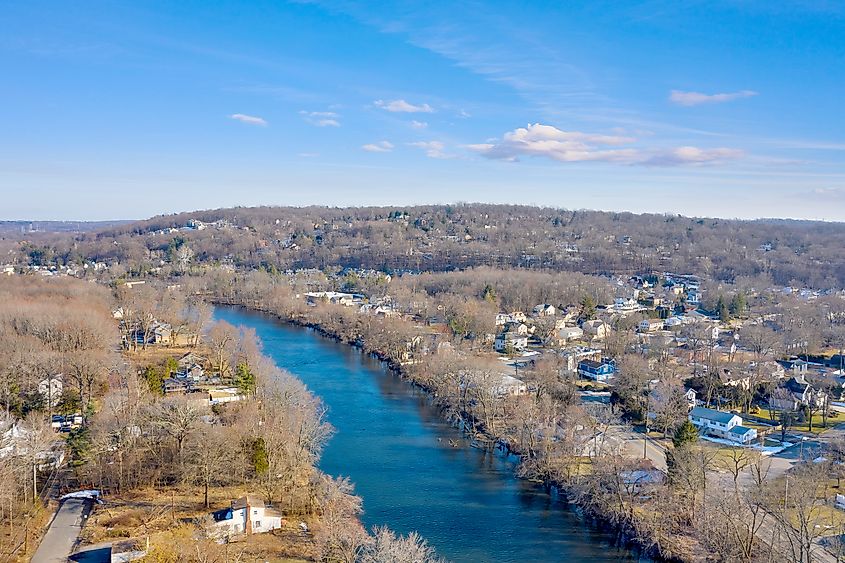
[468,123,637,163]
[361,141,394,153]
[374,99,434,113]
[408,141,449,159]
[300,110,340,127]
[669,89,758,106]
[410,120,428,129]
[469,123,744,167]
[229,113,267,126]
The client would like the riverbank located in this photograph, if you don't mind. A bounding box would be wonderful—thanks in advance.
[212,298,686,562]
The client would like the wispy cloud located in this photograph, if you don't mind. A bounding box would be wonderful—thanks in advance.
[410,120,428,129]
[408,141,450,159]
[300,110,340,127]
[640,146,745,166]
[801,187,845,201]
[669,89,758,106]
[469,123,744,166]
[229,113,267,126]
[374,99,434,113]
[361,141,394,152]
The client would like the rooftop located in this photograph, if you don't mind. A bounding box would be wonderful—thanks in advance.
[689,406,738,425]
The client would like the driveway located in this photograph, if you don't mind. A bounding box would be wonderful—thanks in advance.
[31,498,93,563]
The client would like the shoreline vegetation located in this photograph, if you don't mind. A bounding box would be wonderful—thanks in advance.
[210,292,676,562]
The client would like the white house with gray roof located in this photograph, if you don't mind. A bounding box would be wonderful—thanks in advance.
[688,407,757,444]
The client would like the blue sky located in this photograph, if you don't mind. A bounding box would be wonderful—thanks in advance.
[2,0,844,220]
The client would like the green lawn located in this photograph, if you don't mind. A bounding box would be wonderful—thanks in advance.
[754,407,838,434]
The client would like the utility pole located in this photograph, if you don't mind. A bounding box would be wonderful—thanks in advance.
[644,389,650,460]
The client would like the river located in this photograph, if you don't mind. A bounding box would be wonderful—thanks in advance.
[215,306,639,562]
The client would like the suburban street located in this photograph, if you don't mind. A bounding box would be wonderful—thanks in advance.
[31,498,93,563]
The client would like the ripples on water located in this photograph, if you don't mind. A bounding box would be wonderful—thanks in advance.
[215,307,641,562]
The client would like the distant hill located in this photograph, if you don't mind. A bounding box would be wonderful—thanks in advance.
[0,220,131,235]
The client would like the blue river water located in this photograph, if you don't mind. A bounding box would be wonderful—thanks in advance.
[215,306,638,562]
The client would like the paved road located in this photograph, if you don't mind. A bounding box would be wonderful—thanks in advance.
[31,498,93,563]
[620,431,668,472]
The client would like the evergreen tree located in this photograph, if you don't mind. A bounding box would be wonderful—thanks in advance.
[141,365,164,396]
[672,420,699,448]
[251,437,269,475]
[233,362,257,395]
[580,294,597,320]
[716,295,730,322]
[481,284,497,303]
[729,293,746,317]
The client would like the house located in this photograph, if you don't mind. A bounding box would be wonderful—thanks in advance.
[557,326,584,344]
[38,375,63,408]
[177,353,205,380]
[208,388,244,405]
[686,290,702,305]
[688,407,757,444]
[582,319,609,341]
[509,311,527,323]
[494,374,528,396]
[769,374,828,411]
[210,495,283,538]
[503,322,529,336]
[494,332,528,353]
[532,304,556,317]
[639,319,665,333]
[614,298,639,312]
[132,322,173,346]
[578,358,616,382]
[684,388,698,409]
[718,368,754,390]
[560,346,602,372]
[162,377,192,394]
[304,291,360,307]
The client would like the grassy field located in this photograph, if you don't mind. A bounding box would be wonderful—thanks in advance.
[755,408,839,434]
[79,486,316,561]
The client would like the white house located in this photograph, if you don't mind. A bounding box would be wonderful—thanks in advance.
[582,319,609,341]
[639,319,665,333]
[614,298,639,312]
[210,495,284,538]
[684,388,698,409]
[504,322,529,336]
[494,332,528,353]
[532,304,556,317]
[557,326,584,344]
[688,407,757,444]
[494,374,528,397]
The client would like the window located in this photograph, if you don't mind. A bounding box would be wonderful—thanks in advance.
[253,509,259,515]
[255,520,262,528]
